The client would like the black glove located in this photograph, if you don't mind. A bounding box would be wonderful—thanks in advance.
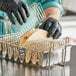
[0,0,30,25]
[39,18,62,39]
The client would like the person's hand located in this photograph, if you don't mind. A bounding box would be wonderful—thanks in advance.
[39,18,62,39]
[0,0,30,25]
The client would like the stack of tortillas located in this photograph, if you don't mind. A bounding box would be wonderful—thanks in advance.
[20,29,52,65]
[20,29,52,47]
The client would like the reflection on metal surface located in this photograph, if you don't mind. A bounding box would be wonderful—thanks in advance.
[25,67,31,76]
[0,59,70,76]
[1,59,8,76]
[31,68,38,76]
[8,61,14,76]
[50,66,70,76]
[19,64,25,76]
[13,63,19,76]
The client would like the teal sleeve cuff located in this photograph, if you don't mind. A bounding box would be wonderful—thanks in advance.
[0,11,7,18]
[41,1,64,16]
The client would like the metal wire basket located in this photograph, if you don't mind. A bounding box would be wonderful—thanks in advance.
[0,3,71,69]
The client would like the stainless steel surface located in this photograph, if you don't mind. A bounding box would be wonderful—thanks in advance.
[0,60,70,76]
[0,46,76,76]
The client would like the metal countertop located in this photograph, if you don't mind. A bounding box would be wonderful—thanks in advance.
[0,46,76,76]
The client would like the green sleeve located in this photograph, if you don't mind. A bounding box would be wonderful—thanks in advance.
[0,11,6,35]
[33,0,64,16]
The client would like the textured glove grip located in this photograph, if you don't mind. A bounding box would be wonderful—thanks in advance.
[0,0,15,12]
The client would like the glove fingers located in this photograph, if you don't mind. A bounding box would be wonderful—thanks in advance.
[47,23,57,37]
[14,10,23,25]
[44,22,52,31]
[53,23,62,39]
[18,7,27,23]
[39,22,52,30]
[39,23,45,29]
[56,33,61,39]
[58,23,62,33]
[7,12,16,25]
[53,30,61,39]
[22,2,30,17]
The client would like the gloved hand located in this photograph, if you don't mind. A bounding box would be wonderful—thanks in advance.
[39,18,62,39]
[0,0,30,25]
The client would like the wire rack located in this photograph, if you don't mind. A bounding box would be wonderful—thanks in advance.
[0,3,71,69]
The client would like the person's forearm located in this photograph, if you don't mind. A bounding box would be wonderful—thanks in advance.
[44,7,61,20]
